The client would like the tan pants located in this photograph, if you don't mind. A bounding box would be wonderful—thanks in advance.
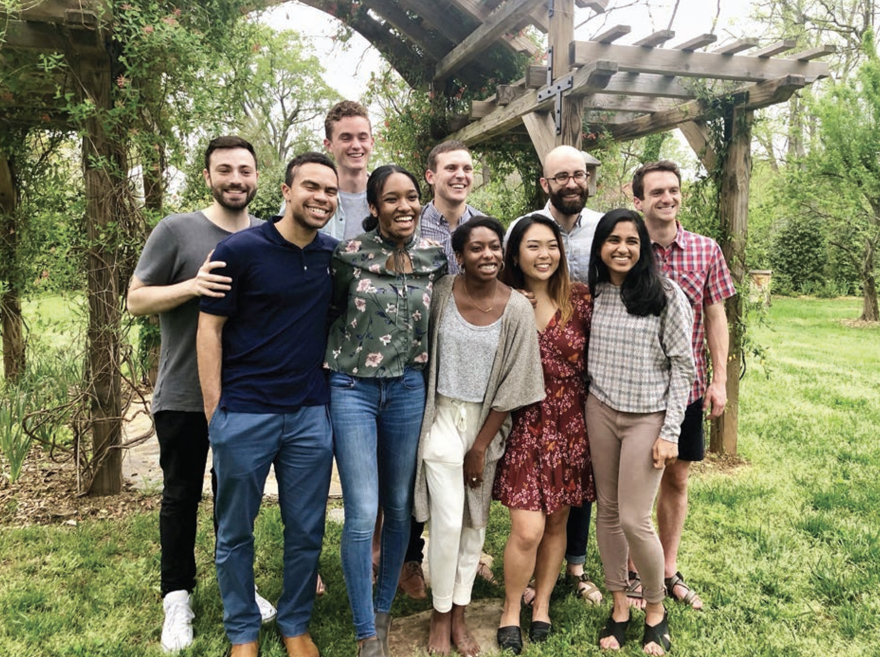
[586,393,667,604]
[423,395,487,612]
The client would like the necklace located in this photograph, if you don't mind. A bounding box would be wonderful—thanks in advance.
[462,275,497,313]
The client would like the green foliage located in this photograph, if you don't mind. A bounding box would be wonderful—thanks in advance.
[236,27,339,168]
[769,214,828,292]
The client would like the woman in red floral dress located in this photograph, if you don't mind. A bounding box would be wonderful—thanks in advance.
[493,214,596,653]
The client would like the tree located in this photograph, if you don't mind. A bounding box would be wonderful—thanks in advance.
[781,29,880,319]
[239,27,340,168]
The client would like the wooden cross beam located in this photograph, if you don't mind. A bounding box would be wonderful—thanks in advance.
[435,0,544,78]
[571,40,830,83]
[583,74,806,146]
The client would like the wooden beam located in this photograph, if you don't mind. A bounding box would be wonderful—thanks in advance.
[448,60,613,145]
[582,94,679,113]
[435,0,544,80]
[712,38,759,55]
[594,25,631,44]
[441,0,541,58]
[579,0,608,11]
[449,87,544,144]
[366,0,451,60]
[3,0,109,24]
[751,39,797,58]
[679,120,717,171]
[572,40,831,82]
[585,74,805,145]
[497,84,526,105]
[675,34,717,52]
[569,71,695,99]
[522,111,558,162]
[527,66,548,88]
[0,154,15,215]
[710,107,753,457]
[791,45,836,61]
[633,30,675,48]
[470,99,496,119]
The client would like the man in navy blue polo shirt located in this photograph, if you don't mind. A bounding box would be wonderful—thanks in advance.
[197,152,339,657]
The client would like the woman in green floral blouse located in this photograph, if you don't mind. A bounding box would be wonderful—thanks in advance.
[325,164,447,657]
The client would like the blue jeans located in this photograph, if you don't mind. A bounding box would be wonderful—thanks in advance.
[211,406,332,644]
[329,368,425,640]
[565,500,593,565]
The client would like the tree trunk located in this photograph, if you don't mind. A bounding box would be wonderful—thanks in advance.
[710,107,753,456]
[0,151,25,382]
[861,238,878,321]
[76,54,124,496]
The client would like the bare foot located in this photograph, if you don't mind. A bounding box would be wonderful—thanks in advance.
[428,609,452,656]
[451,605,480,657]
[316,573,326,596]
[521,579,536,607]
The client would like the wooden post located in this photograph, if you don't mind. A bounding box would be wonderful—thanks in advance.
[75,53,124,495]
[0,150,26,382]
[524,0,584,158]
[710,107,752,455]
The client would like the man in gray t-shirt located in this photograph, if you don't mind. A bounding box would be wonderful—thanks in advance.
[127,136,274,653]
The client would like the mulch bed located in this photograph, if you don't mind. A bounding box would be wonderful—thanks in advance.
[0,446,159,528]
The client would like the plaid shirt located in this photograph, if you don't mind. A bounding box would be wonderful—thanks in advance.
[418,201,481,274]
[652,223,736,404]
[588,281,695,442]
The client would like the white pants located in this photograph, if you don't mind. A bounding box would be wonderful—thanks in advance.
[423,395,487,612]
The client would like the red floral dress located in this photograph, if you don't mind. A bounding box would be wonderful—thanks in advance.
[493,284,595,514]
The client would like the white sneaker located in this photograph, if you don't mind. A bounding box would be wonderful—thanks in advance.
[161,590,194,653]
[255,586,276,624]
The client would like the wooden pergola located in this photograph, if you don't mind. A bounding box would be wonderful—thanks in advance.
[290,0,832,456]
[0,0,832,493]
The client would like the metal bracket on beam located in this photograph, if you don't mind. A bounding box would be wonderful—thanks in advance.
[548,0,555,18]
[546,47,554,86]
[537,74,574,135]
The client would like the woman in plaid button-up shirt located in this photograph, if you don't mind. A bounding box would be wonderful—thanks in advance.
[586,209,694,655]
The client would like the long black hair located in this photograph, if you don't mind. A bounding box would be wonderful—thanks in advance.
[362,164,422,232]
[588,209,668,317]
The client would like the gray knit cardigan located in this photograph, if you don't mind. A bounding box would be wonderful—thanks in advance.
[412,275,545,529]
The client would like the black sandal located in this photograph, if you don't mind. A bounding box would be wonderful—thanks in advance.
[598,611,630,650]
[497,625,523,655]
[642,610,671,654]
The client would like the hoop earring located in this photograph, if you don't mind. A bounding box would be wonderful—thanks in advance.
[498,261,505,272]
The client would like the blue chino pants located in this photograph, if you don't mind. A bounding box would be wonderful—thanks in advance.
[210,406,332,644]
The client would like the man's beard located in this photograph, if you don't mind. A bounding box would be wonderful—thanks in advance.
[549,187,587,215]
[212,184,256,211]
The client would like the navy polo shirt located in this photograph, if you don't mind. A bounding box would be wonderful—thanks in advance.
[201,219,337,414]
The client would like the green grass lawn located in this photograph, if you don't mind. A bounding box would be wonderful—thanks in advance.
[1,296,879,656]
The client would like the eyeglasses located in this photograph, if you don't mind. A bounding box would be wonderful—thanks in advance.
[547,170,590,185]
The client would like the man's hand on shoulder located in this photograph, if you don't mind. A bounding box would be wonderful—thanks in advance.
[194,250,232,298]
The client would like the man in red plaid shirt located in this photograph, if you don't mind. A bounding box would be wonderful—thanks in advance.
[631,160,736,611]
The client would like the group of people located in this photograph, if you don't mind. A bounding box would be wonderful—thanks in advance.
[129,99,734,657]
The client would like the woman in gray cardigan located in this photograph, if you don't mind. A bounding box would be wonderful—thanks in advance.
[412,216,545,657]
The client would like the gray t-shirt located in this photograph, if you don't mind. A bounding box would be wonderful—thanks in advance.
[133,211,263,413]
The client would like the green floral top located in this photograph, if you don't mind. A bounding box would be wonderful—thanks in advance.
[325,228,448,377]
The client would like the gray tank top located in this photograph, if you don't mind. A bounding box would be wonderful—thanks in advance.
[436,295,502,403]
